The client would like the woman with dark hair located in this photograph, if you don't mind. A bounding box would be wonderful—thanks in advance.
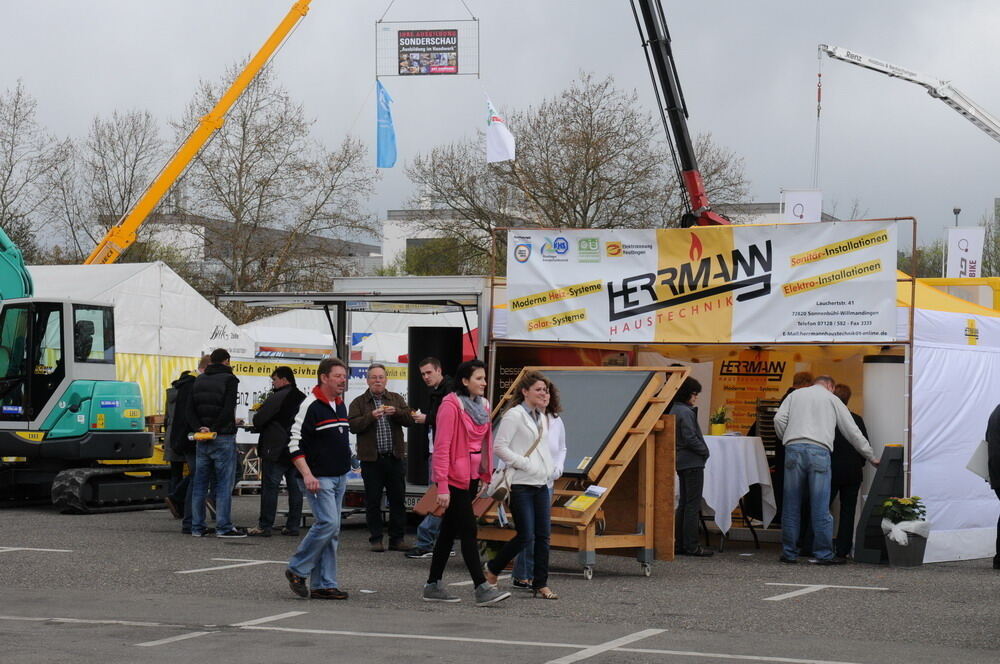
[422,359,510,606]
[670,376,713,557]
[511,378,566,591]
[485,370,559,599]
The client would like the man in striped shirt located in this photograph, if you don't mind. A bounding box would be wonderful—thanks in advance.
[284,358,352,600]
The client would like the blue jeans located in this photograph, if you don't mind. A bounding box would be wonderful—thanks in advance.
[192,434,237,534]
[781,443,834,560]
[488,484,552,589]
[259,458,303,532]
[288,474,347,590]
[513,486,553,580]
[415,513,442,550]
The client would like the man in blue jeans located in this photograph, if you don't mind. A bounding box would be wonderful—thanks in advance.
[285,357,352,600]
[188,348,246,539]
[774,375,879,564]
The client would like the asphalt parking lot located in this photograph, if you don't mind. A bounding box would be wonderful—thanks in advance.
[1,496,997,663]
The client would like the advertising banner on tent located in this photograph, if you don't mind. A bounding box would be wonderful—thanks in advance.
[398,29,458,75]
[505,222,897,343]
[945,227,984,278]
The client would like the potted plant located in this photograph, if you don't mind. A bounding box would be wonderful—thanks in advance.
[880,496,929,567]
[708,405,730,436]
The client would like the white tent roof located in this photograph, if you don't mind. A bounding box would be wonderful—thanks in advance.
[29,262,254,359]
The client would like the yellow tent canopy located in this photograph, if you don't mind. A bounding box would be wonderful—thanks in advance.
[895,271,1000,317]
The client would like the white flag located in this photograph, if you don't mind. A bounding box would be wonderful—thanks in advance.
[486,97,515,163]
[946,227,985,278]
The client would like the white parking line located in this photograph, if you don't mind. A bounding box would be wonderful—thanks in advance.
[136,631,216,647]
[763,583,889,601]
[544,629,665,663]
[175,558,287,574]
[620,646,863,664]
[449,574,510,587]
[0,547,72,554]
[231,611,307,627]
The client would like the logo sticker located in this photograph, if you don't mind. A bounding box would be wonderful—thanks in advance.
[605,241,623,257]
[513,243,532,263]
[99,400,121,408]
[123,409,142,418]
[2,405,23,415]
[578,237,600,262]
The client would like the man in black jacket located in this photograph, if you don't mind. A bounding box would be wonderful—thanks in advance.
[164,355,209,534]
[248,366,306,537]
[187,348,246,538]
[985,403,1000,570]
[830,383,868,560]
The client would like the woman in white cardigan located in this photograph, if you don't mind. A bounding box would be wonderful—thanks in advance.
[512,382,566,590]
[484,371,559,599]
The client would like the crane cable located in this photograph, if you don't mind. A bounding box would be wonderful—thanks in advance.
[811,46,823,189]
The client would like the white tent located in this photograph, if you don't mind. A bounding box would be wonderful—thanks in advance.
[29,262,255,414]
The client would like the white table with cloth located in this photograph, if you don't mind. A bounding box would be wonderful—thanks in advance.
[701,435,777,535]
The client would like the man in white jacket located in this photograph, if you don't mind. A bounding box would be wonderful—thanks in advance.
[774,376,879,565]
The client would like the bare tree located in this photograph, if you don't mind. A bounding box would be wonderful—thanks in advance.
[406,73,749,271]
[174,63,379,323]
[44,109,164,261]
[0,81,66,260]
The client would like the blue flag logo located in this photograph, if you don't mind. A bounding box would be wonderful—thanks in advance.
[376,80,397,168]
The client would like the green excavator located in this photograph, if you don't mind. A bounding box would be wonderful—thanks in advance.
[0,230,163,512]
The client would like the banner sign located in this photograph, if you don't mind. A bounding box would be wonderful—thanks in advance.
[398,29,458,75]
[504,222,898,344]
[945,227,985,278]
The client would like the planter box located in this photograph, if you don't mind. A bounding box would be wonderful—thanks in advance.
[884,533,927,567]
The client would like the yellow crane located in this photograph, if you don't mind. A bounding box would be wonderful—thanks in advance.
[85,0,311,265]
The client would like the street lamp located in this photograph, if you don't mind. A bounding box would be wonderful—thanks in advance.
[953,207,962,227]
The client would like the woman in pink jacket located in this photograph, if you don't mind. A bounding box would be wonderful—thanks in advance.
[421,360,510,606]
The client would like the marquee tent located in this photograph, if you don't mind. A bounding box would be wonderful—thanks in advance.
[30,261,254,415]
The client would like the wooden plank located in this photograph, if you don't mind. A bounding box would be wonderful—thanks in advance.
[653,414,676,561]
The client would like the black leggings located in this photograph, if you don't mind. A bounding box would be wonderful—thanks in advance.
[427,481,484,586]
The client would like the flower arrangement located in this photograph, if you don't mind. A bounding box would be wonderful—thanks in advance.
[709,405,731,425]
[881,496,927,524]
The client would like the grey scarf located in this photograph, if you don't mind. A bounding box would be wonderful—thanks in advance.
[459,395,489,425]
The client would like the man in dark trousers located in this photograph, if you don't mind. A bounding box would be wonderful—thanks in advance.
[248,366,306,537]
[348,363,414,552]
[164,355,210,534]
[187,348,246,538]
[405,357,454,559]
[985,403,1000,570]
[285,357,352,600]
[830,383,868,560]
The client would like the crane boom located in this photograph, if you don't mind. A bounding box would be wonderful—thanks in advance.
[819,44,1000,144]
[84,0,312,265]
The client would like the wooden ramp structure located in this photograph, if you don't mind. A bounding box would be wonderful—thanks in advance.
[479,366,686,578]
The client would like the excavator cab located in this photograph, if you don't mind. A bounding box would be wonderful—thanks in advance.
[0,299,159,511]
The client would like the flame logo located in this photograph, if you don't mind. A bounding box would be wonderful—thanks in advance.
[689,234,703,262]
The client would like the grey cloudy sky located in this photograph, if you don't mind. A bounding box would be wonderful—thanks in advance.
[4,0,999,246]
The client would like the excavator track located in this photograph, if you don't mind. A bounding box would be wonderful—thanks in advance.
[51,465,170,514]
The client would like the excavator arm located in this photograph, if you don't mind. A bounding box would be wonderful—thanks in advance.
[84,0,312,265]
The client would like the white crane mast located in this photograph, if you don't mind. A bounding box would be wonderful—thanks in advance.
[819,44,1000,144]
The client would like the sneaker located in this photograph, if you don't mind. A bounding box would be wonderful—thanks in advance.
[281,528,300,536]
[474,583,511,606]
[422,581,461,603]
[285,568,308,598]
[810,557,846,566]
[779,555,797,564]
[217,528,248,539]
[163,496,182,519]
[310,587,348,600]
[405,547,434,559]
[247,527,271,537]
[512,578,533,591]
[370,539,385,552]
[388,539,408,551]
[679,547,714,557]
[191,531,208,538]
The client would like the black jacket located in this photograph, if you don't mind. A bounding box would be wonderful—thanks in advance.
[166,371,197,455]
[425,377,454,433]
[986,403,1000,488]
[832,411,868,485]
[252,384,306,463]
[187,363,239,435]
[669,401,710,471]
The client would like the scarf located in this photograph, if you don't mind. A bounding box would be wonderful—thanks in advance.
[458,394,489,425]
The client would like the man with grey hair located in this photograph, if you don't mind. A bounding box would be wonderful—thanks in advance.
[348,363,414,551]
[774,375,879,565]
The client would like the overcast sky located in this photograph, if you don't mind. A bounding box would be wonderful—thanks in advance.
[4,0,999,247]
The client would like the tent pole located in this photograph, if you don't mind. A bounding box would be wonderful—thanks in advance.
[905,217,917,495]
